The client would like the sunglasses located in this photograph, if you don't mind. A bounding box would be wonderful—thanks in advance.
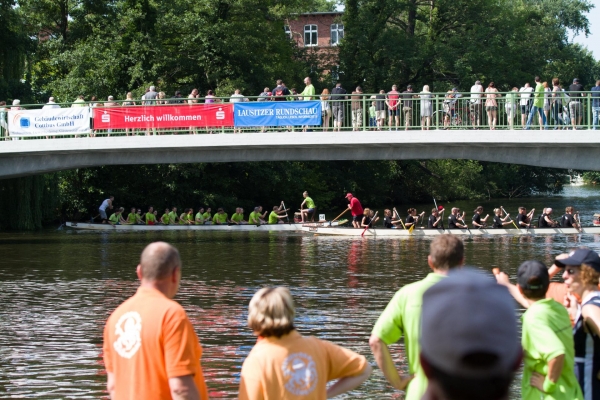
[565,268,579,275]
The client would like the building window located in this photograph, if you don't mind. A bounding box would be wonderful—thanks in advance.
[304,25,318,47]
[284,25,291,40]
[331,24,344,46]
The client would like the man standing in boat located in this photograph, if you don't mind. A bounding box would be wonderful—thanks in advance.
[448,207,467,229]
[99,196,114,224]
[346,193,364,228]
[560,207,581,230]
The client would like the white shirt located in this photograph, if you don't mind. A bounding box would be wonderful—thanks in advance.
[99,198,111,211]
[470,85,484,104]
[519,87,533,106]
[229,94,244,103]
[42,101,61,109]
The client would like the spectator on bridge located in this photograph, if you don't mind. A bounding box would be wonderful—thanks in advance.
[592,80,600,130]
[0,101,7,137]
[230,89,245,103]
[272,80,290,102]
[386,85,400,130]
[485,82,500,130]
[551,79,566,129]
[525,76,548,130]
[299,77,315,100]
[156,91,167,105]
[519,83,534,128]
[42,97,60,109]
[469,80,484,128]
[505,87,519,130]
[105,96,118,107]
[351,86,364,131]
[170,90,183,104]
[330,82,347,132]
[568,78,585,130]
[376,89,386,130]
[122,92,135,107]
[321,89,331,131]
[258,87,270,101]
[402,85,416,131]
[71,95,86,108]
[420,85,433,130]
[143,85,158,105]
[205,90,217,103]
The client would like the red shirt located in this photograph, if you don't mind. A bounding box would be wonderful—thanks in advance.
[349,198,363,216]
[387,90,400,109]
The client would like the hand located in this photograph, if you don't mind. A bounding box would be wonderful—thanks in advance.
[495,271,510,286]
[506,213,510,217]
[564,293,579,317]
[530,372,546,392]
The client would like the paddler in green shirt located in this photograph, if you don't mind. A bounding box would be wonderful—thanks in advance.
[525,76,548,129]
[126,207,137,225]
[213,208,229,224]
[179,208,193,225]
[268,202,289,224]
[109,208,124,225]
[202,207,212,224]
[230,207,247,224]
[160,208,171,225]
[145,206,156,225]
[248,207,265,225]
[168,207,178,224]
[369,235,464,400]
[195,208,205,225]
[300,191,316,222]
[186,209,195,224]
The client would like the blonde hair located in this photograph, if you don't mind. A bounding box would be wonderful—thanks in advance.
[581,264,600,287]
[248,287,295,337]
[363,207,371,216]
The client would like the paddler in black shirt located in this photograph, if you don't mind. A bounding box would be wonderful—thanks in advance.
[492,208,513,228]
[516,206,535,228]
[448,207,467,229]
[471,206,489,228]
[560,206,580,229]
[405,208,425,229]
[428,207,445,229]
[537,207,557,228]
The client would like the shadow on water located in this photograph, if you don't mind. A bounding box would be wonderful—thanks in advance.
[1,185,600,398]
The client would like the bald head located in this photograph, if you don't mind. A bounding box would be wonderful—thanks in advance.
[140,242,181,281]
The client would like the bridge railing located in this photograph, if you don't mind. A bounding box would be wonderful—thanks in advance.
[1,91,599,140]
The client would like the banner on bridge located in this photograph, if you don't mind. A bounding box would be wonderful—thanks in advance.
[8,107,91,137]
[92,104,234,130]
[233,101,322,127]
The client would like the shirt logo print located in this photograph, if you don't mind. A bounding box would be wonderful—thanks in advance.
[113,311,142,359]
[281,352,317,395]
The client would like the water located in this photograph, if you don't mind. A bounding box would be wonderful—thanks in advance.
[1,185,600,399]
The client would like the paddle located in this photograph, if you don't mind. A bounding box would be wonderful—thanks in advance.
[329,208,349,227]
[281,201,290,224]
[459,211,472,235]
[361,211,378,237]
[575,212,583,233]
[501,206,520,230]
[527,210,535,233]
[393,207,408,230]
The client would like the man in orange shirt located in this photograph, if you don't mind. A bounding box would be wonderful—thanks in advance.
[103,242,208,400]
[239,287,372,399]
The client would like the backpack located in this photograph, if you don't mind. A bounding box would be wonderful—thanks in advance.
[274,87,284,98]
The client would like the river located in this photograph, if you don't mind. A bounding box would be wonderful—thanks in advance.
[1,185,600,399]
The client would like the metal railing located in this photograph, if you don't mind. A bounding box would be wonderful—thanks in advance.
[1,91,599,140]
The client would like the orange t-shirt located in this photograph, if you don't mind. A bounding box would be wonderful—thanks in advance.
[103,286,208,400]
[238,330,367,400]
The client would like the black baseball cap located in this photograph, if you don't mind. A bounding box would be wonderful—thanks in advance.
[555,248,600,272]
[517,261,549,291]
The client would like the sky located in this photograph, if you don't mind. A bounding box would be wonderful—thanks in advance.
[573,5,600,60]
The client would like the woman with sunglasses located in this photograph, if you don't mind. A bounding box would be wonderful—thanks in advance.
[560,248,600,400]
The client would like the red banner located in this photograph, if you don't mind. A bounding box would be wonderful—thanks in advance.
[92,104,234,129]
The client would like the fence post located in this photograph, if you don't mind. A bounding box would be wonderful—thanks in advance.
[588,93,592,130]
[362,94,367,130]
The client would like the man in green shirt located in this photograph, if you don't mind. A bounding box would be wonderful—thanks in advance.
[213,208,229,224]
[230,208,247,225]
[299,191,316,222]
[268,202,289,224]
[202,207,212,224]
[145,206,156,225]
[109,208,124,225]
[195,208,205,225]
[299,77,315,100]
[525,76,548,129]
[160,208,171,225]
[126,207,137,225]
[168,207,178,225]
[248,207,266,225]
[369,235,464,400]
[518,260,582,400]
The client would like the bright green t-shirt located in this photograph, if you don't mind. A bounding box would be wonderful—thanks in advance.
[534,82,545,108]
[195,212,204,224]
[231,213,244,223]
[304,197,316,209]
[213,213,228,224]
[127,213,137,224]
[202,212,211,222]
[187,214,194,222]
[179,213,187,224]
[369,105,376,118]
[300,84,315,100]
[161,213,170,224]
[248,211,260,224]
[109,213,120,224]
[371,273,446,400]
[521,298,582,400]
[145,213,156,224]
[168,211,178,223]
[268,211,280,224]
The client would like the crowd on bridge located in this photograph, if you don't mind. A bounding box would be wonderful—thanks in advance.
[2,75,600,136]
[104,235,600,400]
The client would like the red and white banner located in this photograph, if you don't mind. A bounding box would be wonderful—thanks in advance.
[92,104,234,129]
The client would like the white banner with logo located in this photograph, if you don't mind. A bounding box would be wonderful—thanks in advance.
[8,107,91,136]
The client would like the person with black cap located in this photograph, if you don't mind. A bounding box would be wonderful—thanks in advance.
[517,260,583,400]
[568,78,585,130]
[558,248,600,399]
[419,268,521,400]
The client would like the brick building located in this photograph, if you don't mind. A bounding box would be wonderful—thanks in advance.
[285,12,344,70]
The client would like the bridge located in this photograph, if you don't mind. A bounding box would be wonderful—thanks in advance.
[0,130,597,179]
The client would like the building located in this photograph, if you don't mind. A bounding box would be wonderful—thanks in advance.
[285,12,344,70]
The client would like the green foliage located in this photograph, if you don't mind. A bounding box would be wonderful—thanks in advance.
[0,174,59,230]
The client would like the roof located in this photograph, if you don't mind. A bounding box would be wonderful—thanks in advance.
[296,12,344,16]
